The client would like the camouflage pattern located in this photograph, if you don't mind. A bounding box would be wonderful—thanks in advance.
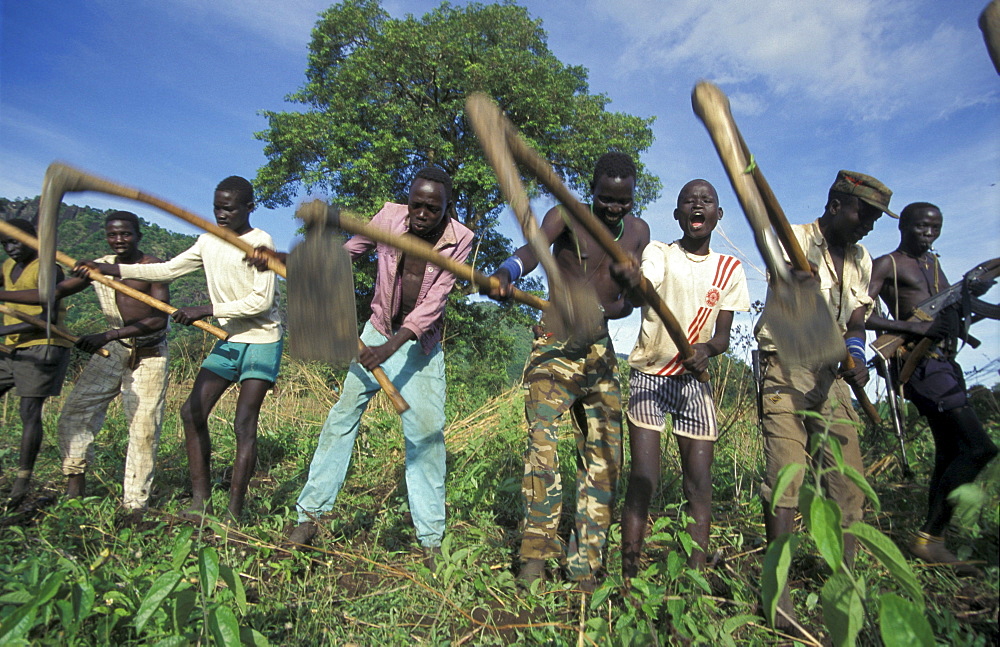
[519,329,623,580]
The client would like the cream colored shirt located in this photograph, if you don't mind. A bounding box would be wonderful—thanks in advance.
[120,230,281,344]
[629,241,749,376]
[756,219,873,352]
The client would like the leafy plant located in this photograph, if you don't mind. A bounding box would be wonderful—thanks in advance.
[765,408,932,646]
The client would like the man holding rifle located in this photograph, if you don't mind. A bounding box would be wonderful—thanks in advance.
[867,202,997,577]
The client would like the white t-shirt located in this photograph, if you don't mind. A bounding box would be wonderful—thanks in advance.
[628,240,750,376]
[119,230,282,344]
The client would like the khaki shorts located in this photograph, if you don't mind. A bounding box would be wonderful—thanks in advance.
[0,344,72,397]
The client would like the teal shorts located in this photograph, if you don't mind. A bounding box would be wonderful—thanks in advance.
[201,339,283,384]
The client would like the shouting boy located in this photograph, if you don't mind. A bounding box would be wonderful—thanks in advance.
[79,178,281,522]
[619,179,749,575]
[867,202,997,576]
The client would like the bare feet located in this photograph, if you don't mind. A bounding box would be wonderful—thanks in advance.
[909,531,984,578]
[179,500,214,523]
[7,477,30,509]
[65,474,86,499]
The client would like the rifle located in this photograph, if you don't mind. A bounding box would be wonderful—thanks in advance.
[872,355,913,479]
[871,257,1000,361]
[751,349,763,432]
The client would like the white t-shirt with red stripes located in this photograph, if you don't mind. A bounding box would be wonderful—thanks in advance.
[628,240,750,376]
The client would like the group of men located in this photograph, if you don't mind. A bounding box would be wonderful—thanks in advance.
[1,157,995,626]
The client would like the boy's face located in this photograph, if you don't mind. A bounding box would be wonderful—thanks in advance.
[899,207,942,254]
[407,178,448,236]
[105,219,141,256]
[591,175,635,228]
[1,235,35,263]
[213,190,254,233]
[674,180,721,240]
[829,195,882,245]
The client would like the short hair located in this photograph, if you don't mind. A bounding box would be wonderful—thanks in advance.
[899,202,940,226]
[826,189,858,209]
[4,218,36,237]
[105,210,142,233]
[592,152,637,187]
[215,176,255,205]
[414,166,452,202]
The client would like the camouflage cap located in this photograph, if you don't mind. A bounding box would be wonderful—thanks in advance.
[831,170,897,218]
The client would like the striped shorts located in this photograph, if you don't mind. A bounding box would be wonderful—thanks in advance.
[627,369,718,441]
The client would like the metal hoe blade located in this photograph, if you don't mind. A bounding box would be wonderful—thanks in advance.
[286,218,358,367]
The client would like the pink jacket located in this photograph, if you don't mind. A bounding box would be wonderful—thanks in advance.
[345,202,474,354]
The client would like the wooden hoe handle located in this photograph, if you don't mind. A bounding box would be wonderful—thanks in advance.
[0,303,110,357]
[34,163,407,414]
[691,82,880,425]
[300,201,550,313]
[468,94,708,383]
[0,219,229,341]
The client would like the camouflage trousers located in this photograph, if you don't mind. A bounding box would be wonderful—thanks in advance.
[519,331,622,580]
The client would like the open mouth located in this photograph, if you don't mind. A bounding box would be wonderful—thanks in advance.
[690,213,706,229]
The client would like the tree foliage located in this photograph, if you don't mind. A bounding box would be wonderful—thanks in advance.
[255,0,661,271]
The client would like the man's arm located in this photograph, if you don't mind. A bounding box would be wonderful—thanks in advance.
[841,305,870,388]
[682,310,735,375]
[865,255,932,336]
[74,281,170,353]
[484,205,567,300]
[0,276,91,305]
[362,227,475,370]
[606,216,651,316]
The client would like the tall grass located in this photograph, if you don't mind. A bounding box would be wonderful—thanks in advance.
[0,348,997,645]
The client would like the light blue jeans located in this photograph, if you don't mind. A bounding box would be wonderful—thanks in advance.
[296,322,447,547]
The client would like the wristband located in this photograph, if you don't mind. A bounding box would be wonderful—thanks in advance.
[845,337,866,363]
[499,256,524,283]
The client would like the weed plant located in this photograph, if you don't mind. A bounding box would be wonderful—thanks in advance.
[0,348,997,645]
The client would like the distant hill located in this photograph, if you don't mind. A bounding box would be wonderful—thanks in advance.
[1,196,213,350]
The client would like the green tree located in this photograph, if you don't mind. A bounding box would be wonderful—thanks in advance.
[254,0,661,273]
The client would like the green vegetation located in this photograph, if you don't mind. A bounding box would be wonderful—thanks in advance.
[1,345,996,644]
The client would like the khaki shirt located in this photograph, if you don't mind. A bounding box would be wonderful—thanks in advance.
[756,219,873,352]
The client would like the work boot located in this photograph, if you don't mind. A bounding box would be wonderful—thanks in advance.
[517,558,546,587]
[909,531,983,578]
[286,521,318,548]
[65,474,86,499]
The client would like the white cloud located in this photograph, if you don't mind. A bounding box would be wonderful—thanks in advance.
[585,0,997,122]
[150,0,328,53]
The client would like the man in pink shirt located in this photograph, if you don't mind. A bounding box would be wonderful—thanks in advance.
[287,167,474,557]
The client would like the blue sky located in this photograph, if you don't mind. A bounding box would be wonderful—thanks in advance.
[2,0,998,384]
